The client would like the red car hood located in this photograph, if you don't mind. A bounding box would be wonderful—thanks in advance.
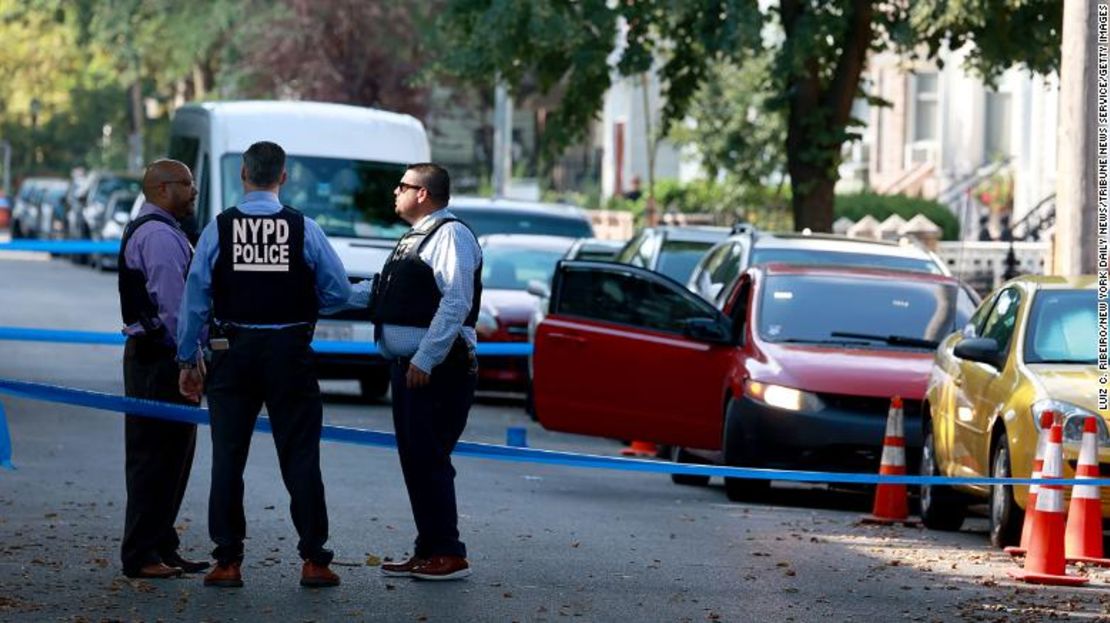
[750,342,934,400]
[482,288,538,324]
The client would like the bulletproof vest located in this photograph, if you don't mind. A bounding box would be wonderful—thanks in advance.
[371,217,482,333]
[212,206,317,324]
[118,212,189,339]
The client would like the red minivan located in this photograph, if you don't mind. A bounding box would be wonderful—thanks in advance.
[532,262,971,501]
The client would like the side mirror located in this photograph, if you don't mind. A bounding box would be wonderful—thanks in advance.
[953,337,1003,368]
[682,318,731,344]
[526,280,551,299]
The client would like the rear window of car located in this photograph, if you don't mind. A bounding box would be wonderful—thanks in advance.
[92,177,141,205]
[452,208,594,238]
[757,274,959,348]
[1024,289,1097,364]
[656,240,718,283]
[750,248,943,274]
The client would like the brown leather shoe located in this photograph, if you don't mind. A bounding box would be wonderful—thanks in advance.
[411,555,471,581]
[125,562,184,579]
[300,561,340,587]
[380,556,428,577]
[203,562,243,588]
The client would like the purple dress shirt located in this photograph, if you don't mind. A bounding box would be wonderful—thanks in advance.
[122,203,194,346]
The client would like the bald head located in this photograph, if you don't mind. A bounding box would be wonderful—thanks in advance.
[142,159,196,218]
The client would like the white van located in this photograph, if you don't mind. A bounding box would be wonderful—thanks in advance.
[167,100,430,399]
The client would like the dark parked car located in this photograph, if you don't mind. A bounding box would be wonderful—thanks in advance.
[616,225,730,284]
[450,197,595,239]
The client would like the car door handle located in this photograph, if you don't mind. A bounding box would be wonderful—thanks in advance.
[547,332,587,344]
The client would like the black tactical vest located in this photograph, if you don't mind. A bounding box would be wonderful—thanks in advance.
[118,212,189,339]
[212,206,316,324]
[371,217,482,332]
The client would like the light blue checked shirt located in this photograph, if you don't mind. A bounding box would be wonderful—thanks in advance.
[378,207,481,374]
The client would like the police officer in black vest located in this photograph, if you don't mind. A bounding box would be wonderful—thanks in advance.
[374,163,483,581]
[118,159,210,578]
[176,141,358,588]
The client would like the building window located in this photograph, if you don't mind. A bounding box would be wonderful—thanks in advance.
[984,91,1012,160]
[912,73,938,142]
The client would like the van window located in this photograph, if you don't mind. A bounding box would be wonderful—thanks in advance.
[221,154,408,239]
[168,135,201,172]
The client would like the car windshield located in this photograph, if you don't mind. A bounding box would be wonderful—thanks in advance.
[482,245,569,290]
[221,154,408,240]
[757,274,958,349]
[1024,289,1097,364]
[657,240,717,282]
[750,248,943,274]
[93,177,140,205]
[452,208,593,238]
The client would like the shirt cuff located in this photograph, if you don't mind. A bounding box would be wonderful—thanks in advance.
[410,352,436,375]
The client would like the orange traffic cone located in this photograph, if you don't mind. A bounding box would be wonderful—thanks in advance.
[861,397,918,526]
[1065,415,1110,566]
[1005,411,1055,557]
[620,440,658,458]
[1008,419,1088,585]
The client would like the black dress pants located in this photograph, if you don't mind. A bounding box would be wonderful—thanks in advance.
[121,337,198,574]
[391,340,477,558]
[205,326,332,565]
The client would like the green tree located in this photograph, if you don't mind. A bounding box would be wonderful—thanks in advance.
[436,0,1061,232]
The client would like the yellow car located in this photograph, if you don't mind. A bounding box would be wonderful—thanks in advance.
[920,275,1101,548]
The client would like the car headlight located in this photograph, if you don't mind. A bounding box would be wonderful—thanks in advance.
[475,308,499,337]
[745,380,824,413]
[1032,399,1109,445]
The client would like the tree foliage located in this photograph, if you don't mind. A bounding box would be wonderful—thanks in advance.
[436,0,1062,232]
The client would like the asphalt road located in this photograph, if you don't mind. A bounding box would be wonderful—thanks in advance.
[1,253,1109,622]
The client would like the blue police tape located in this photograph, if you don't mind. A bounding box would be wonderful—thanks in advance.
[0,402,14,470]
[2,377,1109,487]
[0,240,120,254]
[0,326,533,357]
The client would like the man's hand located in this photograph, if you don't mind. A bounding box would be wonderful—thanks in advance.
[405,363,431,389]
[179,368,203,403]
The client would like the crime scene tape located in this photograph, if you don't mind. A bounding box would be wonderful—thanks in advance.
[0,326,532,357]
[0,240,120,254]
[1,377,1108,487]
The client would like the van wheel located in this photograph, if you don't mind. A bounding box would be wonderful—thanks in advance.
[920,429,966,531]
[989,440,1024,548]
[722,397,769,502]
[670,446,711,487]
[359,372,390,401]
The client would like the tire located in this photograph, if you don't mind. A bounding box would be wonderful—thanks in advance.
[670,446,711,487]
[11,220,23,239]
[358,371,390,401]
[722,397,769,502]
[919,428,967,531]
[989,438,1024,548]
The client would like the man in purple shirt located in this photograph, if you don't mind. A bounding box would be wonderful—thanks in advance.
[117,159,209,579]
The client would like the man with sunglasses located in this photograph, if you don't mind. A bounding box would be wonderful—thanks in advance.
[117,159,209,579]
[372,163,482,580]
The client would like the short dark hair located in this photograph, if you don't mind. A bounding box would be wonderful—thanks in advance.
[243,141,286,187]
[406,163,450,203]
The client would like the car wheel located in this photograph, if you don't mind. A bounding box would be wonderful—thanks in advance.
[722,397,769,502]
[919,428,967,531]
[670,446,711,487]
[358,371,390,401]
[989,439,1024,548]
[11,220,23,239]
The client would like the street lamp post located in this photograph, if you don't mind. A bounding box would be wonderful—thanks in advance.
[28,98,42,170]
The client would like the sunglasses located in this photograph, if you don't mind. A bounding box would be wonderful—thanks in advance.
[396,182,424,193]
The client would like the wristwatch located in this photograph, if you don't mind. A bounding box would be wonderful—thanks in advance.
[178,360,198,371]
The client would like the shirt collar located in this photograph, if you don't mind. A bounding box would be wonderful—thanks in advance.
[140,202,181,227]
[412,207,452,232]
[242,191,280,205]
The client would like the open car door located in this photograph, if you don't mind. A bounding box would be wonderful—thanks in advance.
[533,261,736,450]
